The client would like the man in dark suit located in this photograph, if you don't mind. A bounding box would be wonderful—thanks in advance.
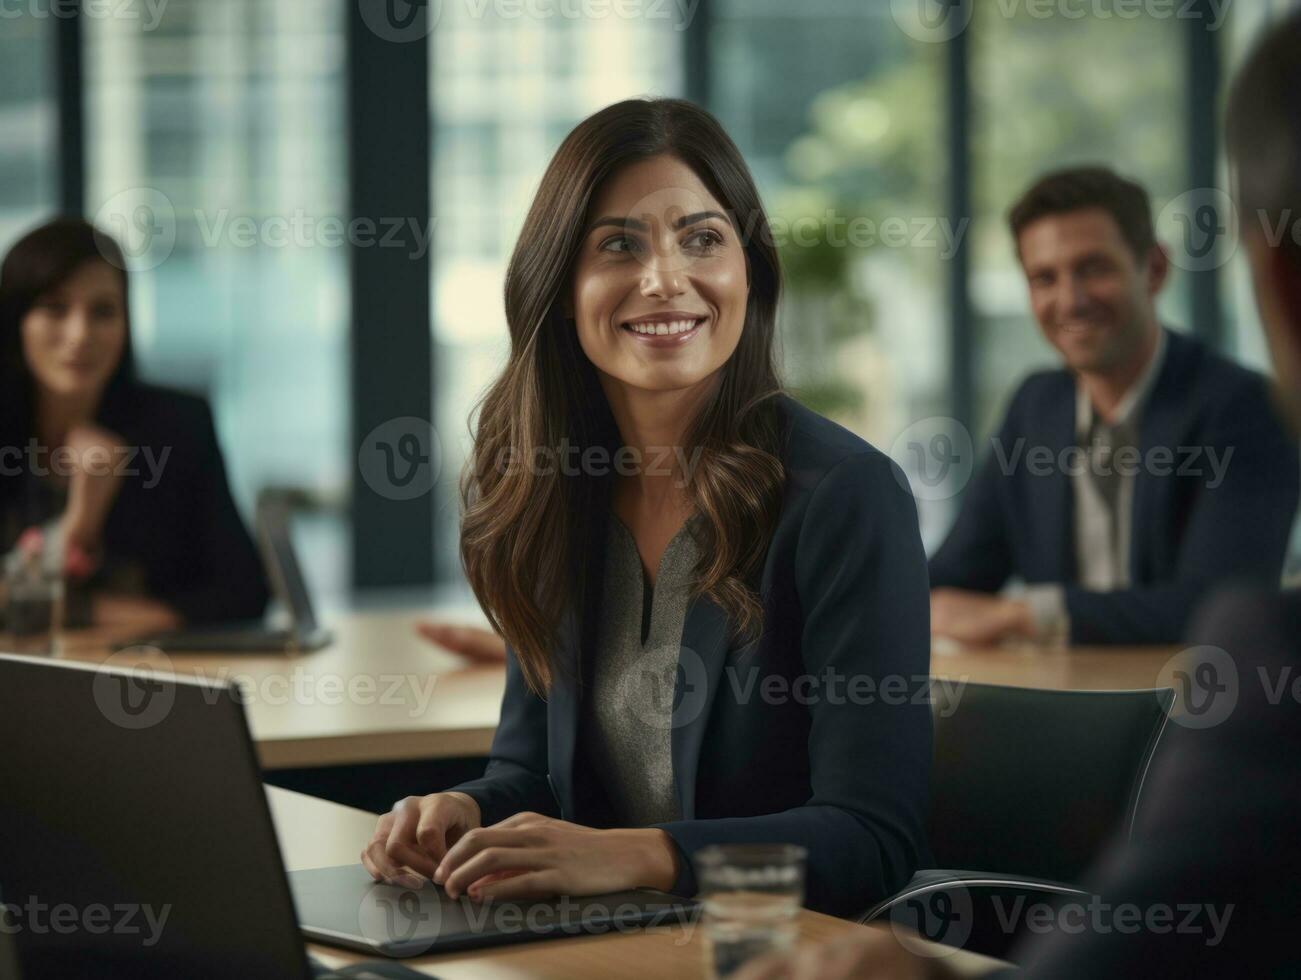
[928,167,1298,647]
[737,11,1301,979]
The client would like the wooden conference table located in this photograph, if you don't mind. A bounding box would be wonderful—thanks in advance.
[268,786,1008,978]
[53,607,1180,770]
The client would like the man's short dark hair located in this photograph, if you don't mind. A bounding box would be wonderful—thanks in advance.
[1227,10,1301,260]
[1008,166,1156,260]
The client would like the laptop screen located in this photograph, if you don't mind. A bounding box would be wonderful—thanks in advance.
[0,653,312,979]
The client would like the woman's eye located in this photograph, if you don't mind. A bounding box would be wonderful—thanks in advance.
[684,229,724,251]
[599,235,639,254]
[92,304,120,321]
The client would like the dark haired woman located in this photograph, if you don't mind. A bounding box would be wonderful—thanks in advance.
[0,218,269,629]
[362,99,932,918]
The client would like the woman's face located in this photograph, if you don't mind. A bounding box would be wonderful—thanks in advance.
[569,153,749,396]
[21,259,127,401]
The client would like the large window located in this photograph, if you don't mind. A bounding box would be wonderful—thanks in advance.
[711,0,950,544]
[429,4,685,579]
[84,0,349,596]
[0,9,56,250]
[969,5,1187,439]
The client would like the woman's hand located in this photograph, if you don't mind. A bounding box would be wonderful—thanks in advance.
[433,811,681,902]
[414,621,508,663]
[92,593,183,634]
[361,792,482,889]
[61,424,127,555]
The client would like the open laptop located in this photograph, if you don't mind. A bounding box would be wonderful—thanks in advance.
[0,653,698,977]
[114,500,333,653]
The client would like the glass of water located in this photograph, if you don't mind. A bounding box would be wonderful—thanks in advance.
[696,843,806,978]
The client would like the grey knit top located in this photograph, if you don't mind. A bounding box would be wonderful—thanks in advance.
[586,511,703,828]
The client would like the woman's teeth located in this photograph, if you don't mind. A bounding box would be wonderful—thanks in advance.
[623,318,700,335]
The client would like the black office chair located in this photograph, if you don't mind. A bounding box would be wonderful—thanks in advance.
[862,680,1176,960]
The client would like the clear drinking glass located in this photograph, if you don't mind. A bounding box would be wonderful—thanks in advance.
[696,843,807,978]
[2,570,64,657]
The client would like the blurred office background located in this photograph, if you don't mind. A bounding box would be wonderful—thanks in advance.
[2,0,1298,604]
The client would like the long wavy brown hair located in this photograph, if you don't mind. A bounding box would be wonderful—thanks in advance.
[461,98,788,694]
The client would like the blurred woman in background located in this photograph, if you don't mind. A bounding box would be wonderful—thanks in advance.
[0,217,268,630]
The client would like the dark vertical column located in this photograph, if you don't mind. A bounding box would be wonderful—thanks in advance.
[54,0,84,215]
[347,3,434,589]
[946,25,974,434]
[683,0,712,107]
[1186,0,1223,347]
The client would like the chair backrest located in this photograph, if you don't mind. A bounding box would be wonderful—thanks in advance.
[928,680,1175,885]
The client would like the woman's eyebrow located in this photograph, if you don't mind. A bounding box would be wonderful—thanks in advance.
[671,209,727,229]
[587,216,649,234]
[585,209,728,235]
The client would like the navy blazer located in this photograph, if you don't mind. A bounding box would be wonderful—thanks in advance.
[449,394,933,917]
[1,384,270,625]
[929,329,1299,644]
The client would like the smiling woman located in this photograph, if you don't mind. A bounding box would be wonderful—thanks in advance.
[0,218,270,630]
[362,98,933,919]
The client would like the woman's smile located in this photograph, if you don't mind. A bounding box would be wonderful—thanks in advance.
[618,312,709,348]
